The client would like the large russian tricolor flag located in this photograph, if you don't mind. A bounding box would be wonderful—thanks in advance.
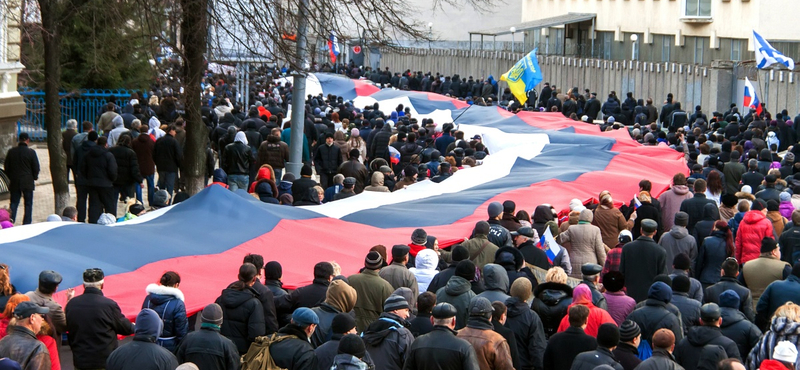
[0,74,687,320]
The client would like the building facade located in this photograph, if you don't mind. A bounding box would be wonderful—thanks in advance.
[0,0,26,161]
[476,0,800,65]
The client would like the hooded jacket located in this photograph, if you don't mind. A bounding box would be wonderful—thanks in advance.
[626,283,684,345]
[531,205,554,238]
[747,316,800,370]
[141,284,188,353]
[106,308,179,370]
[719,305,761,359]
[80,143,118,187]
[132,133,155,177]
[214,285,266,354]
[409,249,439,292]
[362,312,414,370]
[692,203,720,249]
[222,134,251,176]
[369,125,393,163]
[107,115,128,147]
[735,210,774,264]
[109,144,143,186]
[269,323,319,370]
[532,282,573,338]
[505,296,546,370]
[659,185,693,231]
[556,284,615,337]
[477,264,511,304]
[364,172,390,192]
[310,280,357,347]
[659,225,698,275]
[674,325,740,370]
[436,276,476,330]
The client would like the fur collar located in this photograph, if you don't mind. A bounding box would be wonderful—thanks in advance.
[145,283,185,301]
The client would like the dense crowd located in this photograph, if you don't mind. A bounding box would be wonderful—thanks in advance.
[5,63,800,370]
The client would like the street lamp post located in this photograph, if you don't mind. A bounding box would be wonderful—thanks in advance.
[510,27,516,53]
[428,22,433,49]
[630,34,638,61]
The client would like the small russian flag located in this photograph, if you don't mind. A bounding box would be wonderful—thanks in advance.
[537,228,560,264]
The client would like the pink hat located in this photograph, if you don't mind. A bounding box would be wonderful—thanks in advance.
[351,128,360,137]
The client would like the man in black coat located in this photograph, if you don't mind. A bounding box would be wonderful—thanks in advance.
[276,262,333,319]
[243,254,279,334]
[717,290,761,358]
[80,136,118,222]
[153,124,183,197]
[269,308,320,370]
[291,164,319,206]
[108,135,143,203]
[176,303,240,370]
[543,305,597,370]
[106,308,179,370]
[584,92,601,120]
[313,133,343,189]
[538,83,552,107]
[704,258,755,322]
[570,323,624,370]
[679,179,718,234]
[65,268,135,370]
[314,313,374,370]
[369,123,393,163]
[403,302,480,370]
[674,303,741,370]
[3,132,40,224]
[513,227,549,270]
[215,263,266,354]
[620,219,668,302]
[613,320,642,370]
[490,301,520,370]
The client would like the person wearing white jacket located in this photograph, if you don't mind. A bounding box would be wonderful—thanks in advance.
[410,249,439,293]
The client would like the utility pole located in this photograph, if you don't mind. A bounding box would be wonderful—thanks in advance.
[286,0,309,177]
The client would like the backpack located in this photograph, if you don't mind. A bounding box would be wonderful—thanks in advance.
[241,333,297,370]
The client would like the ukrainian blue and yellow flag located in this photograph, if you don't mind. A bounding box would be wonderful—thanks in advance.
[500,48,543,105]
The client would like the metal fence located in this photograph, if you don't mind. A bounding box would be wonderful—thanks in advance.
[17,89,139,141]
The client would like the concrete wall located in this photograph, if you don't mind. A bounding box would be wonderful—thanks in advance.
[379,47,800,115]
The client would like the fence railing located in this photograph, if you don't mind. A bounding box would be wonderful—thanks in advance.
[17,89,140,141]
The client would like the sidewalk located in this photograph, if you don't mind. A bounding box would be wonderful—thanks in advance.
[4,144,129,225]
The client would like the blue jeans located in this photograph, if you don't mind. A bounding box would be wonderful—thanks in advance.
[227,174,249,192]
[274,168,283,181]
[9,189,33,225]
[157,171,177,198]
[139,174,155,205]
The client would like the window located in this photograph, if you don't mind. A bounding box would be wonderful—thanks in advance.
[685,0,711,17]
[632,35,640,60]
[694,37,705,64]
[661,35,671,62]
[555,28,565,55]
[731,39,742,61]
[0,11,6,63]
[603,33,612,60]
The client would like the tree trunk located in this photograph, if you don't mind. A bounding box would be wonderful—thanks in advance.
[39,0,70,214]
[180,0,208,195]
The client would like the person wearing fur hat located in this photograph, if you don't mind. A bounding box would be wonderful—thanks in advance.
[176,303,239,370]
[106,308,179,370]
[559,209,607,279]
[141,271,187,353]
[348,251,395,332]
[569,323,624,370]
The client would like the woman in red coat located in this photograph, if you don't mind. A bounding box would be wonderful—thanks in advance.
[736,200,775,264]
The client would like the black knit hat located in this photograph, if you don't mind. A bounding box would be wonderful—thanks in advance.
[338,334,366,358]
[761,237,778,254]
[455,260,476,281]
[264,261,282,280]
[597,323,620,348]
[451,245,469,261]
[673,253,692,270]
[331,313,356,334]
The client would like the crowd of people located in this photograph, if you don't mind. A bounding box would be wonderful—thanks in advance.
[5,63,800,370]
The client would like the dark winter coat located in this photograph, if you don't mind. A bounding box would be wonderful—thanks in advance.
[370,126,393,162]
[176,327,240,370]
[132,134,156,177]
[679,193,718,234]
[315,334,374,370]
[493,319,520,370]
[404,325,480,370]
[153,134,183,173]
[276,278,330,316]
[626,289,684,344]
[620,236,668,302]
[696,231,730,286]
[251,280,279,335]
[65,287,135,369]
[634,348,684,370]
[109,145,143,186]
[222,141,251,176]
[631,202,663,240]
[756,274,800,326]
[543,326,597,370]
[80,144,118,187]
[362,312,415,370]
[705,276,755,322]
[257,136,290,170]
[532,282,573,338]
[268,324,319,370]
[408,312,434,337]
[570,347,624,370]
[106,309,179,370]
[671,292,701,330]
[215,285,266,354]
[314,143,343,175]
[505,297,547,370]
[141,284,188,353]
[719,307,761,358]
[338,159,370,193]
[3,142,40,191]
[436,276,476,330]
[612,343,641,370]
[674,326,741,370]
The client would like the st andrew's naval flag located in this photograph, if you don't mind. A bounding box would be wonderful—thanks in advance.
[753,30,795,70]
[0,73,687,321]
[500,48,543,105]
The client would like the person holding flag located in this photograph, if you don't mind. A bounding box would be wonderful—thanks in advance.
[500,48,543,105]
[535,224,573,275]
[513,227,550,271]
